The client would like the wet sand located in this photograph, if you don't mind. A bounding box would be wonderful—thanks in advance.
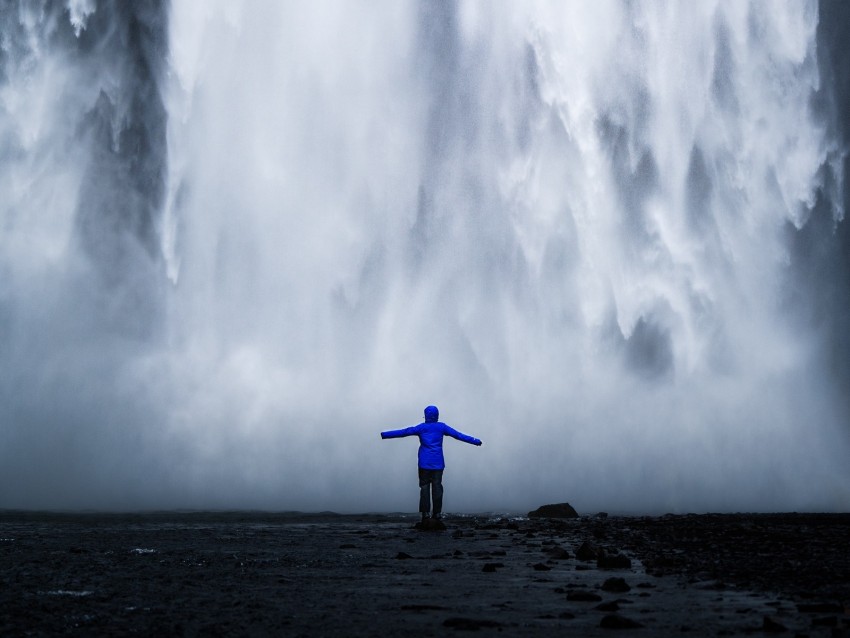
[1,511,848,636]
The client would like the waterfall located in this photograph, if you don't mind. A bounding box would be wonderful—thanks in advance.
[0,0,847,512]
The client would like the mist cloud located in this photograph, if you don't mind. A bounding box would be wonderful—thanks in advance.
[0,0,848,514]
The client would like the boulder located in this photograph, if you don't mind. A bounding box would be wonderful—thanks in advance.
[443,618,504,630]
[566,590,602,602]
[599,614,643,629]
[601,577,631,593]
[575,541,598,562]
[796,603,842,613]
[546,546,571,560]
[598,553,632,569]
[415,518,446,531]
[761,616,788,633]
[595,601,620,612]
[528,503,579,518]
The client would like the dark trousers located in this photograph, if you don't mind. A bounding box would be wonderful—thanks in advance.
[418,468,444,515]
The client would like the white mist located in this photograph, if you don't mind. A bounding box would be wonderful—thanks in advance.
[0,1,846,513]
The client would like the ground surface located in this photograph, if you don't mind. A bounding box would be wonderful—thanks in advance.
[1,511,848,636]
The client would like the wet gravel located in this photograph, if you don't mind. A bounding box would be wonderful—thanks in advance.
[1,511,848,636]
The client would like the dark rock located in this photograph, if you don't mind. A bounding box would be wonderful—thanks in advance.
[566,590,603,602]
[576,541,598,562]
[596,601,620,612]
[602,577,631,593]
[546,546,571,560]
[443,617,504,630]
[532,563,551,571]
[482,563,504,572]
[339,544,356,549]
[395,552,413,560]
[528,503,579,518]
[559,612,576,620]
[596,512,609,519]
[796,603,842,613]
[598,553,632,569]
[401,604,447,611]
[762,616,787,633]
[415,518,446,531]
[599,614,643,629]
[811,616,838,627]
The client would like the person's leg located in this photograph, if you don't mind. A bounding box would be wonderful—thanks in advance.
[418,468,431,516]
[431,470,444,517]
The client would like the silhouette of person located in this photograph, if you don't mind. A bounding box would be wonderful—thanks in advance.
[381,405,482,521]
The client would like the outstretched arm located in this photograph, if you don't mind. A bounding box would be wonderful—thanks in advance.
[443,424,482,446]
[381,425,419,439]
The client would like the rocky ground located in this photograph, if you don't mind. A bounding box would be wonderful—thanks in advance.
[0,510,848,636]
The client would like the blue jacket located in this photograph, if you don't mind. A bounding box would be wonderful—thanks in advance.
[381,406,482,470]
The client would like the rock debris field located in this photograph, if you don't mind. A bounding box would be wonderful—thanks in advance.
[1,510,848,636]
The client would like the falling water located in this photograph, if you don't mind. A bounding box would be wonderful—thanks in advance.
[0,0,848,512]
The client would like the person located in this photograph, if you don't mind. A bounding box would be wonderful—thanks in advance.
[381,405,482,521]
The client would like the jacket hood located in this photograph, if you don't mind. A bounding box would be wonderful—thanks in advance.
[424,405,439,422]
